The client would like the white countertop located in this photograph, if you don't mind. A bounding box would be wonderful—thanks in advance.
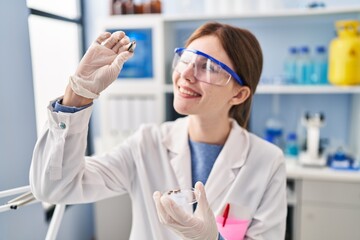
[286,159,360,182]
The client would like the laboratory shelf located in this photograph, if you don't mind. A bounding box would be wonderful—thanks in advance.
[256,85,360,94]
[164,83,360,94]
[286,160,360,182]
[162,6,360,22]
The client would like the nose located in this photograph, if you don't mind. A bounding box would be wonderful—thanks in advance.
[181,62,197,83]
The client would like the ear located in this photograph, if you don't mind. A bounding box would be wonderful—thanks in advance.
[230,86,251,106]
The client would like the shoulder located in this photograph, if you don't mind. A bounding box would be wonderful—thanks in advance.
[230,119,283,161]
[246,131,286,179]
[127,117,187,144]
[248,131,284,159]
[230,118,285,171]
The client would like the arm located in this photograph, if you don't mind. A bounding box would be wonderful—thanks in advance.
[30,31,135,204]
[30,102,136,204]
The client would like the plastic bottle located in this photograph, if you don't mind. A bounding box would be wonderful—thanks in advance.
[328,20,360,85]
[311,46,328,84]
[295,46,313,84]
[285,132,299,158]
[122,0,134,14]
[112,0,123,15]
[264,117,284,149]
[283,47,298,84]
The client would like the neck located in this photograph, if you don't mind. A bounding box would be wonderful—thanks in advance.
[188,115,231,145]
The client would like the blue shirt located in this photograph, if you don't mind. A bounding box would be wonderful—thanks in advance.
[189,139,223,186]
[189,139,224,240]
[53,99,92,113]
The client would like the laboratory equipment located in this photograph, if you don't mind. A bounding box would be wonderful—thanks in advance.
[264,95,284,149]
[327,148,359,171]
[299,112,326,167]
[172,48,244,86]
[0,185,65,240]
[283,47,298,84]
[284,132,299,158]
[328,20,360,85]
[264,117,284,149]
[311,46,328,84]
[295,46,313,84]
[164,188,199,206]
[127,40,136,52]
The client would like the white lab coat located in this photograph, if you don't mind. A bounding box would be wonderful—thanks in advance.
[30,100,287,240]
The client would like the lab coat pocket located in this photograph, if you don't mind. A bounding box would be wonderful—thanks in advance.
[216,216,249,240]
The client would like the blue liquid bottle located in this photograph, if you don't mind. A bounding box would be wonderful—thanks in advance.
[285,132,299,158]
[283,47,298,84]
[296,46,313,84]
[311,46,328,84]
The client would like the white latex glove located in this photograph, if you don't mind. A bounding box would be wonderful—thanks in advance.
[70,31,135,99]
[153,182,218,240]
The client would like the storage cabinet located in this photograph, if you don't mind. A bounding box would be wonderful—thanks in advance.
[95,7,360,240]
[299,180,360,240]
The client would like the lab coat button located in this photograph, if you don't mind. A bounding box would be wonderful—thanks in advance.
[59,122,66,129]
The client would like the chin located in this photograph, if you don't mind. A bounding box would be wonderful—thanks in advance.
[173,101,192,116]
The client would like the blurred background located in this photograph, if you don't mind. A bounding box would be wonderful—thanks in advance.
[1,0,360,239]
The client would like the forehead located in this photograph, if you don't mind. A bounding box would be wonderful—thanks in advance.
[186,35,234,69]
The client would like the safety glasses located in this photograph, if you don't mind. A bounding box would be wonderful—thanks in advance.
[172,48,244,86]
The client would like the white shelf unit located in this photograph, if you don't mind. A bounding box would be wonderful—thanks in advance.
[98,8,360,145]
[98,15,166,152]
[256,85,360,94]
[165,84,360,94]
[96,8,360,240]
[163,6,360,21]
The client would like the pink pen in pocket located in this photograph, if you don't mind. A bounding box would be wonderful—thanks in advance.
[216,203,250,240]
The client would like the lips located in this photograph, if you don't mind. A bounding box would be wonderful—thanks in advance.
[178,86,201,97]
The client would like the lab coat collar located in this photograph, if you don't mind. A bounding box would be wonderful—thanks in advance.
[163,117,192,191]
[205,119,250,206]
[162,117,250,207]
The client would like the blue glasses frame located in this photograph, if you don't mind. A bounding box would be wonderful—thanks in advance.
[174,48,244,86]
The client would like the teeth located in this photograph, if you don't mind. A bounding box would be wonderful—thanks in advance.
[179,87,200,97]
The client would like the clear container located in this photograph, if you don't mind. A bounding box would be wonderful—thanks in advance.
[283,47,298,84]
[295,46,313,84]
[264,117,284,149]
[311,46,328,84]
[164,188,200,206]
[285,132,299,158]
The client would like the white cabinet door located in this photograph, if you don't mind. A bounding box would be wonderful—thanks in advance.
[299,180,360,240]
[94,194,132,240]
[300,204,360,240]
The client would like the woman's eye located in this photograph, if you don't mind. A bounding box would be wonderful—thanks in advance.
[180,57,191,64]
[206,63,219,73]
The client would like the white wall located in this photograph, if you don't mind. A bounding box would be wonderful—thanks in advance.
[0,1,94,239]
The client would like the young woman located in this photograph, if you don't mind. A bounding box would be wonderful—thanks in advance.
[30,22,287,239]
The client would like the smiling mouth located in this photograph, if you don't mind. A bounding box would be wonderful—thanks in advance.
[178,86,201,97]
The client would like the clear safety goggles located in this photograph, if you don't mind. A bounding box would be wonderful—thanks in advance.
[172,48,244,86]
